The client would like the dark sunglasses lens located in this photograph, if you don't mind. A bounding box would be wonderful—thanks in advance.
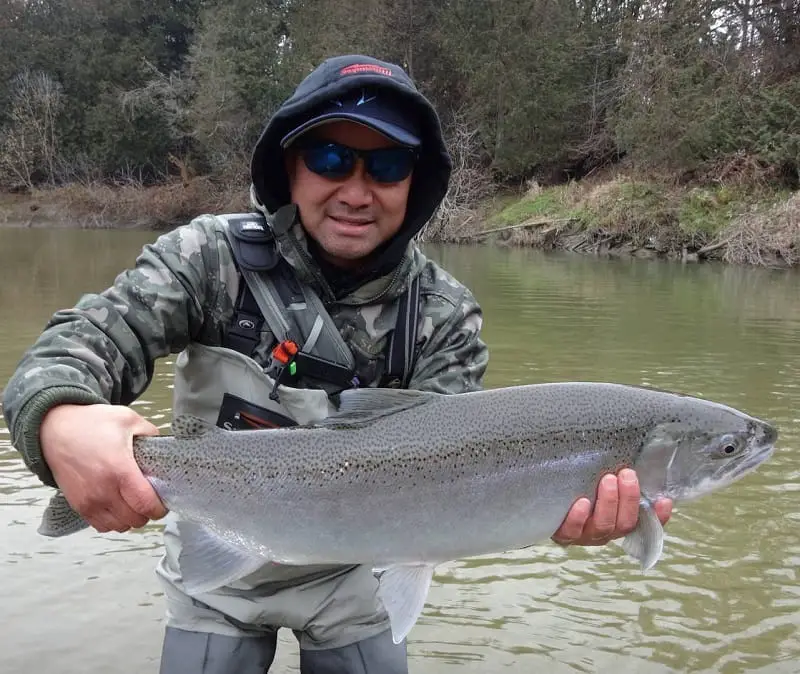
[366,148,416,183]
[303,144,354,178]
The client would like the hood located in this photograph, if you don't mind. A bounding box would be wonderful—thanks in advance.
[250,54,452,278]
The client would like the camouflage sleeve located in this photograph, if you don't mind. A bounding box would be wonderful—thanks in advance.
[409,266,489,395]
[2,215,237,487]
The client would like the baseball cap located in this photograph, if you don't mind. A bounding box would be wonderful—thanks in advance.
[280,88,422,149]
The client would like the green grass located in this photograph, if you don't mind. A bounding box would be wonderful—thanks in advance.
[677,186,745,235]
[487,187,577,227]
[586,181,673,232]
[476,176,793,252]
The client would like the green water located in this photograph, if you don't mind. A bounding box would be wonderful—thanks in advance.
[1,229,798,673]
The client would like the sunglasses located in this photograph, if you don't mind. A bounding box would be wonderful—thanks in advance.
[296,140,417,184]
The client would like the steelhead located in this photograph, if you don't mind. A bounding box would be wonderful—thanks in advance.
[39,382,777,643]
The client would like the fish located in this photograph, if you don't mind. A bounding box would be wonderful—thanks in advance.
[39,382,777,644]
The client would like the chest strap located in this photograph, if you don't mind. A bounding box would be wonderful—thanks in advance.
[379,271,421,389]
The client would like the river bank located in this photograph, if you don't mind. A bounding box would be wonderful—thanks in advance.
[471,174,800,267]
[2,170,798,267]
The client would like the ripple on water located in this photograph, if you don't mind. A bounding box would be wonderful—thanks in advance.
[3,240,800,672]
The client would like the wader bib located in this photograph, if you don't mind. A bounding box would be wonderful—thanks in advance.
[156,212,415,673]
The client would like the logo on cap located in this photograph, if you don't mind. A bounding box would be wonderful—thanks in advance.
[340,64,393,77]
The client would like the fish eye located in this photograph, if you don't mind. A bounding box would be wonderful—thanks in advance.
[712,434,744,459]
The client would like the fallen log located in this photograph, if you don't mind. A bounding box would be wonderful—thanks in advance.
[470,217,576,239]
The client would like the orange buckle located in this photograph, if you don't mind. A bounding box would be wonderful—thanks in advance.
[272,340,299,365]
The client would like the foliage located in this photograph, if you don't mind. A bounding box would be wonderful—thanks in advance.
[0,0,798,191]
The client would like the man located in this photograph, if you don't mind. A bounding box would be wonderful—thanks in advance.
[3,54,671,673]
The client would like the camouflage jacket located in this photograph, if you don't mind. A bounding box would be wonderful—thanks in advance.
[3,212,489,488]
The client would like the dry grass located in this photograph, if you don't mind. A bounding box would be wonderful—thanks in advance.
[8,177,251,230]
[56,177,250,228]
[721,191,800,266]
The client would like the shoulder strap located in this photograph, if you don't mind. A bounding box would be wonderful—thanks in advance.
[226,278,263,357]
[221,213,280,271]
[217,213,280,357]
[381,273,422,389]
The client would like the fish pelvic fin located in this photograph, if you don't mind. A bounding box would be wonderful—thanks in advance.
[177,521,267,595]
[621,500,664,571]
[376,563,436,644]
[38,491,91,537]
[171,415,222,439]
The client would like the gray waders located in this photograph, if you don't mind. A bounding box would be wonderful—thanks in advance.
[156,343,408,673]
[156,212,418,673]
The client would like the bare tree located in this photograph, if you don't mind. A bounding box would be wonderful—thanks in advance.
[0,69,63,188]
[420,110,493,242]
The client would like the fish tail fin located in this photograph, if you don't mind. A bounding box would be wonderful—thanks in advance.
[38,491,90,537]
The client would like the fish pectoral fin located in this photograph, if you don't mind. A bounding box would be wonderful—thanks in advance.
[376,563,436,645]
[38,491,91,538]
[316,388,437,428]
[177,521,266,595]
[621,500,664,571]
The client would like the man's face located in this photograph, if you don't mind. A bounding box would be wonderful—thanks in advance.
[286,121,413,269]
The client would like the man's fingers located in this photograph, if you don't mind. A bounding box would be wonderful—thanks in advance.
[585,474,619,540]
[118,469,167,520]
[615,469,641,535]
[85,508,122,534]
[108,497,149,531]
[126,410,161,435]
[130,416,161,437]
[552,497,592,544]
[654,497,673,525]
[119,415,166,520]
[553,471,668,549]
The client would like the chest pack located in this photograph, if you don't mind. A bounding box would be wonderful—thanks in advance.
[218,213,420,394]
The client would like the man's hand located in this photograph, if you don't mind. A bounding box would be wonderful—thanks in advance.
[40,404,167,534]
[552,468,672,546]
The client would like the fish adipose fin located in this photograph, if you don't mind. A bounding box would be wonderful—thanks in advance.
[376,563,436,644]
[177,521,266,595]
[621,500,664,571]
[38,491,91,537]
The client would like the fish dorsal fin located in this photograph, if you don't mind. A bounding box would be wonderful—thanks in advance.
[171,415,221,439]
[315,388,437,429]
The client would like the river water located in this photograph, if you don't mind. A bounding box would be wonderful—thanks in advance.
[1,229,798,673]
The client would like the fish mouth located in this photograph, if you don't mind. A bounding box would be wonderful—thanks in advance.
[728,442,775,480]
[747,443,774,467]
[725,420,778,479]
